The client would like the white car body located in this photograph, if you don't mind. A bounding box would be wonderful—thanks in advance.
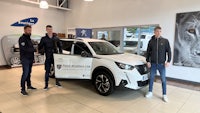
[54,38,149,95]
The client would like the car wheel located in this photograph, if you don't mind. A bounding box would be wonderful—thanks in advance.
[37,55,45,63]
[94,72,114,96]
[34,55,39,63]
[49,64,55,78]
[10,57,21,65]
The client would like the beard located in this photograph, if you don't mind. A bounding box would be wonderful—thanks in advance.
[25,33,31,36]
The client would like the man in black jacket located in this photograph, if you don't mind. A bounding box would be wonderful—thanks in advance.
[145,26,171,102]
[38,25,63,90]
[19,25,37,96]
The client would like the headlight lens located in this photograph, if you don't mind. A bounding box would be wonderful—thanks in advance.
[115,62,134,70]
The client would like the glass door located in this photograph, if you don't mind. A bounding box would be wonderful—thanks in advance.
[93,28,123,51]
[123,27,139,54]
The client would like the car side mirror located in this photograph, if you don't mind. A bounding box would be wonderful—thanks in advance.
[81,51,91,57]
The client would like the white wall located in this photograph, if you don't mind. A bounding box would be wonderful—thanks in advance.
[66,0,200,82]
[0,0,67,65]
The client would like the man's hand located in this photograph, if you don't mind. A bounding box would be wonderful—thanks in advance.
[165,62,170,67]
[147,62,151,68]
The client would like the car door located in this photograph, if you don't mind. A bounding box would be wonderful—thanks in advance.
[54,41,93,79]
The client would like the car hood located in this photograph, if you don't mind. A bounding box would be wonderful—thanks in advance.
[95,53,146,66]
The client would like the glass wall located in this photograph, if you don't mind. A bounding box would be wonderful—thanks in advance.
[123,25,156,56]
[93,25,157,56]
[94,28,123,50]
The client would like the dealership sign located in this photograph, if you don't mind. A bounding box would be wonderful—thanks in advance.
[11,17,38,27]
[76,28,92,38]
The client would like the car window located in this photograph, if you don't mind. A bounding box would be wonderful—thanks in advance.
[89,42,122,55]
[74,42,92,55]
[61,41,73,52]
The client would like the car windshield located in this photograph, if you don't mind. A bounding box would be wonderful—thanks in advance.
[89,42,122,55]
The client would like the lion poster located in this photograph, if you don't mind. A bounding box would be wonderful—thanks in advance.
[173,11,200,68]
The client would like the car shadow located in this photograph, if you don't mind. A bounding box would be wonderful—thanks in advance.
[55,79,147,100]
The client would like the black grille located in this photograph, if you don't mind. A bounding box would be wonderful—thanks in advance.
[135,64,149,75]
[137,80,149,87]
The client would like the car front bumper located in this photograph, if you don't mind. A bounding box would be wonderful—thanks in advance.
[116,68,149,90]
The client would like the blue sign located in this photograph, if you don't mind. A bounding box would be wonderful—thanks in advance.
[11,17,38,27]
[76,28,92,38]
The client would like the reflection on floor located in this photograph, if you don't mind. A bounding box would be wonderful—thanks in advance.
[155,77,200,91]
[0,65,200,113]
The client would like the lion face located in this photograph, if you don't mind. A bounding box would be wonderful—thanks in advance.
[174,12,200,67]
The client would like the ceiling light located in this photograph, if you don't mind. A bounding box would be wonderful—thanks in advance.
[84,0,94,2]
[39,0,49,9]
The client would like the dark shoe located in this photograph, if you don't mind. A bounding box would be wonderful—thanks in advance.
[21,91,28,96]
[27,86,37,90]
[44,86,48,90]
[55,82,62,88]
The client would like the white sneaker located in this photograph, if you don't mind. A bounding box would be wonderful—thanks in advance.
[163,95,169,102]
[145,92,153,98]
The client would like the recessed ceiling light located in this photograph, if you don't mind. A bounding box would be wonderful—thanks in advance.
[39,0,49,9]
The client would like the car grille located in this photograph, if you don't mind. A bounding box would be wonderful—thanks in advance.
[135,64,149,75]
[137,80,149,87]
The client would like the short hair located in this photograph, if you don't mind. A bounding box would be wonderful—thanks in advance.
[24,25,32,30]
[46,25,52,28]
[154,26,162,31]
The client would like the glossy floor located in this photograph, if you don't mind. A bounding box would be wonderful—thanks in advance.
[0,65,200,113]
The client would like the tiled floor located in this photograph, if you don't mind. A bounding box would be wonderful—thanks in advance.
[0,65,200,113]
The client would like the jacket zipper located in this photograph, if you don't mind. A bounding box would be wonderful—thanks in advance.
[156,38,158,64]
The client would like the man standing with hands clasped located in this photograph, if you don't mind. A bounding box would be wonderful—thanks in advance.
[145,26,171,102]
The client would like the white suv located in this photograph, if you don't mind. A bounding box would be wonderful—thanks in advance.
[53,38,149,96]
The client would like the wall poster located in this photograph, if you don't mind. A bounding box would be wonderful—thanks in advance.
[173,11,200,68]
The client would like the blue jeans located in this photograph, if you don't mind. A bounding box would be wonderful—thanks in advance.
[149,63,167,95]
[21,58,33,91]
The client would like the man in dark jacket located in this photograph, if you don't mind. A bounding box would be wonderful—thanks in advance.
[145,26,171,102]
[38,25,63,90]
[19,25,37,96]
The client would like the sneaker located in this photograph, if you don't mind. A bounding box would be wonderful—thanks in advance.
[27,86,37,90]
[21,91,28,96]
[44,86,48,90]
[163,95,169,102]
[55,82,62,88]
[145,92,153,98]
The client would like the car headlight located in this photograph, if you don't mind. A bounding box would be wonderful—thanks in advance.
[115,62,134,70]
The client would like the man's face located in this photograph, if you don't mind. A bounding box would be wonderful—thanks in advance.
[46,27,53,34]
[24,27,32,35]
[154,29,161,38]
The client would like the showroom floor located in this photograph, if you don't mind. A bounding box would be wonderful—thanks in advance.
[0,65,200,113]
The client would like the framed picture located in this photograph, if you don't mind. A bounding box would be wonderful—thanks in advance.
[173,11,200,68]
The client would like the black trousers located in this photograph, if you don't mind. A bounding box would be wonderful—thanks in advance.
[44,56,59,86]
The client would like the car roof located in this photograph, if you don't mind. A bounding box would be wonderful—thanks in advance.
[60,38,106,43]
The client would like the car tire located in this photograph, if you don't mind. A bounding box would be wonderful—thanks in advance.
[10,56,21,65]
[94,71,114,96]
